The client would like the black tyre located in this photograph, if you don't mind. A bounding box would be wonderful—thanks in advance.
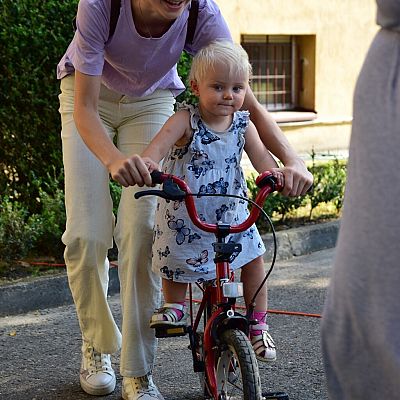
[215,329,262,399]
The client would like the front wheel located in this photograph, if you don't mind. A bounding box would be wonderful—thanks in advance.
[215,329,262,399]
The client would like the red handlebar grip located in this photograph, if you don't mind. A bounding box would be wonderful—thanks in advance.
[255,171,285,192]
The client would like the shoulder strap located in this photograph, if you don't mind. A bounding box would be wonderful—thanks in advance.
[72,0,120,40]
[185,0,199,45]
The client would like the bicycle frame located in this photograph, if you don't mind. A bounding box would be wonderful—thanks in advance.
[135,170,282,399]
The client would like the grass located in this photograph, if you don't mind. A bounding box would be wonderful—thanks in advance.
[256,201,341,233]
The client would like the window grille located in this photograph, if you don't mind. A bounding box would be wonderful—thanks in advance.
[242,35,295,111]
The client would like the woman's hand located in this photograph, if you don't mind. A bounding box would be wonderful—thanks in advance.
[108,154,158,187]
[276,158,313,197]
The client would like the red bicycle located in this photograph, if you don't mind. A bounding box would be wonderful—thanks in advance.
[135,170,289,400]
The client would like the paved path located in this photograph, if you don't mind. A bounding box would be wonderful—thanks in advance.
[0,248,333,400]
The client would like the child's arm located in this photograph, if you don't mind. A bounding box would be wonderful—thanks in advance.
[141,110,192,170]
[244,120,279,173]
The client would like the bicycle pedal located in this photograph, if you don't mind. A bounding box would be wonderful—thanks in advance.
[262,392,289,400]
[155,326,188,338]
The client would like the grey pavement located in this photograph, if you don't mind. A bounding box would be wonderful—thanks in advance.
[0,221,338,400]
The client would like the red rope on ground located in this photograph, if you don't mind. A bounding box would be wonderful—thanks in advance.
[267,309,322,318]
[24,262,66,267]
[188,297,322,318]
[20,261,119,268]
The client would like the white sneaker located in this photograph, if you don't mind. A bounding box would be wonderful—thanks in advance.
[80,340,116,395]
[122,374,164,400]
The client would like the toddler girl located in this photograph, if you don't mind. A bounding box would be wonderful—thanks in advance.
[141,40,283,362]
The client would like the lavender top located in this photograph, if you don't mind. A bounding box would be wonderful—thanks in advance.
[57,0,231,97]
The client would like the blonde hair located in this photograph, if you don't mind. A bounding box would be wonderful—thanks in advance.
[189,40,252,83]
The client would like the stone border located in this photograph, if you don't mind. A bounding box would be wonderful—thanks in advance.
[263,219,339,261]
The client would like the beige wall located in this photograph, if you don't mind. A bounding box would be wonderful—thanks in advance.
[216,0,378,155]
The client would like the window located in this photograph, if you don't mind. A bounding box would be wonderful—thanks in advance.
[241,34,316,114]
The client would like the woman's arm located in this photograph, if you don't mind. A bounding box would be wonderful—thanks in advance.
[242,89,313,196]
[73,71,152,187]
[244,121,278,173]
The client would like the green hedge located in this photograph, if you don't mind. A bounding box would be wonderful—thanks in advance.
[0,0,79,211]
[247,157,347,231]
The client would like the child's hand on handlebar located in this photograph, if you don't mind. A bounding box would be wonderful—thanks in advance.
[269,169,285,191]
[142,157,161,186]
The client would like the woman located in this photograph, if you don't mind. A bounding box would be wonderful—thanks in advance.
[57,1,313,399]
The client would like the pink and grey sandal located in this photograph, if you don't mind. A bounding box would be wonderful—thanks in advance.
[150,303,188,329]
[250,323,277,362]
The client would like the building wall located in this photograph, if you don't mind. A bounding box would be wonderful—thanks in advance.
[215,0,378,155]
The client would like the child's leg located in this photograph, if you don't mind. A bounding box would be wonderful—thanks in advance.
[149,279,189,328]
[241,256,276,362]
[241,256,268,312]
[162,279,188,304]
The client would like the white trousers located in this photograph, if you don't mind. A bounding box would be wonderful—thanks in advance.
[58,75,175,377]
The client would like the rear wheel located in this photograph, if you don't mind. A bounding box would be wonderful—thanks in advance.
[215,329,262,399]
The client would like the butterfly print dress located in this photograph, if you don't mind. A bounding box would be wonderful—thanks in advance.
[152,105,266,283]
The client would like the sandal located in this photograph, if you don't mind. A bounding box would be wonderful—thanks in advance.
[250,323,277,362]
[150,303,188,329]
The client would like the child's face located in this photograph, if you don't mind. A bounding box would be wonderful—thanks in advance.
[191,62,248,117]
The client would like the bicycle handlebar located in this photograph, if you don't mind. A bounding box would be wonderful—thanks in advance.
[134,170,283,235]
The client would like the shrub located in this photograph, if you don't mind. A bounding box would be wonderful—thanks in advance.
[0,170,66,262]
[308,154,347,218]
[0,197,41,262]
[0,0,79,211]
[0,176,125,262]
[176,51,197,106]
[31,175,66,259]
[246,158,347,230]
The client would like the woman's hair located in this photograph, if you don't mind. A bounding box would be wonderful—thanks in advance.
[188,40,252,83]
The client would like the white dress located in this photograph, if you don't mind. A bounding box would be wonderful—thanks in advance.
[152,105,266,283]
